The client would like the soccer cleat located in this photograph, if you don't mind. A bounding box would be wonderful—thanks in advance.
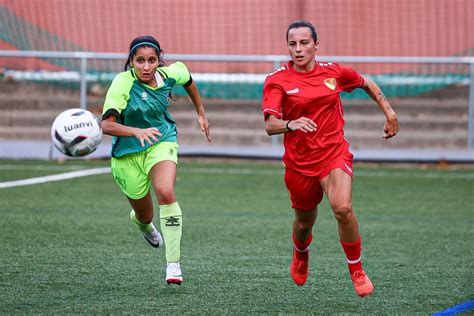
[290,247,309,286]
[142,223,163,248]
[166,262,183,285]
[351,270,374,298]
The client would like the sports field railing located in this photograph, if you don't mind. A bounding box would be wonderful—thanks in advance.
[1,50,474,153]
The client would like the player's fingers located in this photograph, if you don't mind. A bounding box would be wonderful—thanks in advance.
[145,136,154,146]
[308,120,318,128]
[301,117,317,127]
[205,124,211,138]
[382,131,396,139]
[303,123,316,132]
[298,126,308,133]
[300,121,317,132]
[150,134,159,142]
[150,128,162,137]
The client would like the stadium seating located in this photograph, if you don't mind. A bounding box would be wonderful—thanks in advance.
[0,81,468,150]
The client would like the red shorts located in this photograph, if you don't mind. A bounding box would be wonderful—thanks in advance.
[284,152,353,212]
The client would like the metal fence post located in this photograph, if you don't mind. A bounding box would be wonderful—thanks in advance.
[273,60,280,70]
[468,62,474,149]
[80,57,87,109]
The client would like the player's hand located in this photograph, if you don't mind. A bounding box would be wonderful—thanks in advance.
[382,116,399,139]
[198,112,211,142]
[134,127,162,147]
[288,117,317,133]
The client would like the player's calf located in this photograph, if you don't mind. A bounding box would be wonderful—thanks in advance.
[130,210,163,248]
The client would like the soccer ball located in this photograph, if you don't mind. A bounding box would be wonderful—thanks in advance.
[51,108,102,157]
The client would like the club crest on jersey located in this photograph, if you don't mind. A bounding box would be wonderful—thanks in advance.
[324,78,337,91]
[141,91,148,101]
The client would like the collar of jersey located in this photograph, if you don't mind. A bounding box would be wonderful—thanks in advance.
[288,60,320,76]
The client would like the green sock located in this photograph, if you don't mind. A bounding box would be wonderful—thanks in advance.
[159,202,182,262]
[130,209,153,233]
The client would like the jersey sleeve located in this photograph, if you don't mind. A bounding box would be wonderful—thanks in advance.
[159,61,191,86]
[337,64,365,93]
[102,72,134,117]
[262,77,284,120]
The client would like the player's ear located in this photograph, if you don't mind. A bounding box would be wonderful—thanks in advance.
[315,41,320,50]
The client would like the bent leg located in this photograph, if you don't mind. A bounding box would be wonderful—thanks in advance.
[285,168,322,285]
[290,207,317,286]
[127,192,163,248]
[293,207,318,244]
[127,191,154,224]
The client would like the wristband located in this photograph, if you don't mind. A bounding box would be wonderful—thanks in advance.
[286,120,294,132]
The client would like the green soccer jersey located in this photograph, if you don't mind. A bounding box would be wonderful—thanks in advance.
[102,62,191,158]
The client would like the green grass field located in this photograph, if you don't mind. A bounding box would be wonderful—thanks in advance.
[0,159,473,314]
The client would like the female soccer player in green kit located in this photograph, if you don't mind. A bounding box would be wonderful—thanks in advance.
[102,35,211,285]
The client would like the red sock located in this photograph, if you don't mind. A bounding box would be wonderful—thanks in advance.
[293,233,312,252]
[340,236,363,274]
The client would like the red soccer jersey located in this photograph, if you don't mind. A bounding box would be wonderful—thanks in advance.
[262,61,365,176]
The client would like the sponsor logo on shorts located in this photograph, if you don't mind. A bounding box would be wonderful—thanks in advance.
[114,175,127,189]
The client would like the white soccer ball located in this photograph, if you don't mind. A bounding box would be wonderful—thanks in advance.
[51,108,102,157]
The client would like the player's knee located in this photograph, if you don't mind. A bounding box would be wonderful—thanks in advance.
[294,219,314,231]
[155,186,176,204]
[332,203,353,222]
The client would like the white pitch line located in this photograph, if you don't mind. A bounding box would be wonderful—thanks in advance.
[0,165,473,189]
[0,167,111,188]
[0,164,91,171]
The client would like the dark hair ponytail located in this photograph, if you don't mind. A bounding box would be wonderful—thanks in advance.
[124,35,165,71]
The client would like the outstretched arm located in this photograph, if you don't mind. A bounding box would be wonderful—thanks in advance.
[184,81,211,142]
[361,76,399,139]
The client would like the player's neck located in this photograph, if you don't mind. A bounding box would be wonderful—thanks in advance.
[292,60,316,73]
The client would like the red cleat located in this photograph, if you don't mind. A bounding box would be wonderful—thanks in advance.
[351,270,374,297]
[290,248,309,286]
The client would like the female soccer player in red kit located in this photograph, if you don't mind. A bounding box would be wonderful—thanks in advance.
[262,20,399,297]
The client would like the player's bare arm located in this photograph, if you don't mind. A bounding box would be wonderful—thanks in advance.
[361,76,399,139]
[102,115,162,147]
[265,115,317,135]
[184,82,211,142]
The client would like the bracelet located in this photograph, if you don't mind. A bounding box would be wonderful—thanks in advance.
[286,120,294,132]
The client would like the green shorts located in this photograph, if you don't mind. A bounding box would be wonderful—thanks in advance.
[111,141,179,199]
